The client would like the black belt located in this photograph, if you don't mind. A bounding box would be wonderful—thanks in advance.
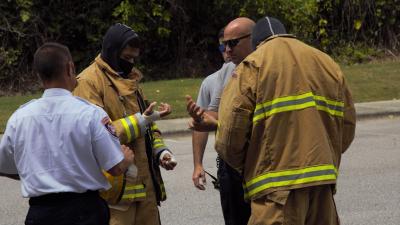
[29,190,99,206]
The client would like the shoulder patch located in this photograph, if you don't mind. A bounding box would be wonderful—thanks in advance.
[18,99,37,109]
[102,116,118,138]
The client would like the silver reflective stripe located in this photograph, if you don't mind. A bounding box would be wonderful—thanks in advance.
[247,169,336,192]
[315,99,343,111]
[244,165,338,199]
[124,117,137,139]
[253,96,314,117]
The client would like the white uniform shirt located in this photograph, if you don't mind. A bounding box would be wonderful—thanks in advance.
[0,88,124,197]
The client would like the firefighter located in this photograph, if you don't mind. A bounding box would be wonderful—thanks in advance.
[188,16,356,225]
[0,42,135,225]
[73,23,177,225]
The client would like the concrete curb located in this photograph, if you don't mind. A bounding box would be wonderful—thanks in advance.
[354,100,400,120]
[157,99,400,136]
[1,100,400,138]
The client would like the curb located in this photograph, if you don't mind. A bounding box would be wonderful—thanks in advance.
[158,100,400,136]
[354,100,400,120]
[1,100,400,138]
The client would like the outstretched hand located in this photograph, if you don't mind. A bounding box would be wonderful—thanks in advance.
[185,95,218,132]
[143,102,172,118]
[185,95,204,122]
[158,102,172,118]
[143,102,157,116]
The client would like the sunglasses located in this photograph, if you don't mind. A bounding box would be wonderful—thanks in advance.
[222,33,251,49]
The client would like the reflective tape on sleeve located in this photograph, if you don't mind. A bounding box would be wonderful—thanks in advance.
[119,115,141,143]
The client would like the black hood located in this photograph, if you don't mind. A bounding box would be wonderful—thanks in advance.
[100,23,139,73]
[251,16,287,50]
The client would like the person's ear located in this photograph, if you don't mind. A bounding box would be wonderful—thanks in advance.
[66,61,76,77]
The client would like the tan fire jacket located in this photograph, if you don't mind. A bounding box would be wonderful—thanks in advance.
[73,55,168,210]
[215,35,356,201]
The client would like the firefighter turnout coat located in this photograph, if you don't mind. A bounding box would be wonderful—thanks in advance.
[215,35,356,201]
[73,55,168,211]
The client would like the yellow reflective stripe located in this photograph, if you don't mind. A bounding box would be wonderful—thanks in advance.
[255,92,313,111]
[314,95,344,107]
[151,124,159,130]
[245,165,337,198]
[153,138,166,149]
[248,175,337,198]
[120,119,132,142]
[316,105,344,117]
[253,92,344,122]
[122,184,146,199]
[246,164,336,186]
[153,144,165,149]
[128,116,140,138]
[160,183,166,199]
[253,101,316,122]
[125,184,144,190]
[122,193,146,199]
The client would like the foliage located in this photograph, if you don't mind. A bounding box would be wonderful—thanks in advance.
[0,0,399,94]
[2,59,400,132]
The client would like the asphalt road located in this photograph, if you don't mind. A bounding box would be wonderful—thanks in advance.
[0,117,399,225]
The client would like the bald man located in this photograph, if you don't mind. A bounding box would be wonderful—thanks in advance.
[187,17,254,225]
[190,16,355,225]
[223,17,254,65]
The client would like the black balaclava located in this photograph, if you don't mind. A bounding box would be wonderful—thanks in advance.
[251,16,287,50]
[101,23,139,78]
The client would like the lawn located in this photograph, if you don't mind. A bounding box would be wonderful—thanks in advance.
[1,60,399,133]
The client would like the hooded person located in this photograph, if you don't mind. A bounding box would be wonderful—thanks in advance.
[251,16,288,50]
[73,23,177,225]
[207,16,355,225]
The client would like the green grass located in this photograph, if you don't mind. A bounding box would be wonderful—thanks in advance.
[342,60,400,102]
[141,78,202,119]
[0,94,41,133]
[1,60,399,133]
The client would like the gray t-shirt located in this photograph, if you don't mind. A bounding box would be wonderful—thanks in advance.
[197,62,236,112]
[196,62,235,111]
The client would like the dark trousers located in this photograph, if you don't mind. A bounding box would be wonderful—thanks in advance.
[218,158,251,225]
[25,191,110,225]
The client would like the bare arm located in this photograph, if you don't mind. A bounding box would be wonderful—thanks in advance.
[192,130,208,190]
[107,145,134,176]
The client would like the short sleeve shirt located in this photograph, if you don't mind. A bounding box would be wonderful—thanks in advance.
[0,88,124,197]
[196,62,236,111]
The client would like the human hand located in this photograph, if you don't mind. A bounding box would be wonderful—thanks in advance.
[185,95,204,122]
[121,145,134,164]
[192,165,206,190]
[143,102,157,116]
[158,102,172,118]
[160,151,177,170]
[187,112,218,132]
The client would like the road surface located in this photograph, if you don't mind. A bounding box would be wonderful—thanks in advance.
[0,117,399,225]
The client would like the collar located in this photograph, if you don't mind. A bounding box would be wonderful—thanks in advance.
[42,88,72,97]
[95,55,139,96]
[257,34,296,49]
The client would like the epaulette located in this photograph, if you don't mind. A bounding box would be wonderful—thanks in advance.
[18,99,37,109]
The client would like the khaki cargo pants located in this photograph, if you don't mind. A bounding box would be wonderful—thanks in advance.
[248,185,339,225]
